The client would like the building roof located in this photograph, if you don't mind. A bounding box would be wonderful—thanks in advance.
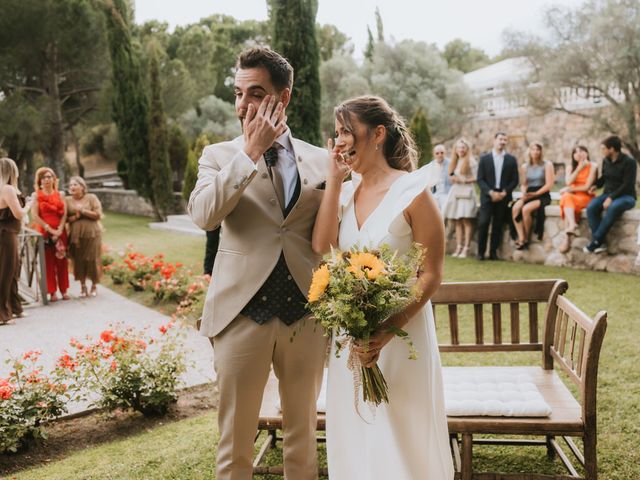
[464,57,533,92]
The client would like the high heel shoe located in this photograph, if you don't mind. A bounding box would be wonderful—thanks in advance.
[80,286,88,298]
[90,286,97,297]
[459,246,469,258]
[451,245,463,257]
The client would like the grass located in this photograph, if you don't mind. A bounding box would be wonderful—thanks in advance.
[11,212,640,479]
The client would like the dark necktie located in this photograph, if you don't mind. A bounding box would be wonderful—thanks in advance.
[264,146,285,212]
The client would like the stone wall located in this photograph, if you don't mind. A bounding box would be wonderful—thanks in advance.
[459,107,611,165]
[93,189,185,218]
[446,206,640,275]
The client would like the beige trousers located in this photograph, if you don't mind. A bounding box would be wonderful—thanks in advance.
[213,314,326,480]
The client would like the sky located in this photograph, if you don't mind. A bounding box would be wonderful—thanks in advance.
[134,0,585,58]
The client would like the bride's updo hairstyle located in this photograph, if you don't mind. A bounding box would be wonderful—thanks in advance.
[334,95,417,172]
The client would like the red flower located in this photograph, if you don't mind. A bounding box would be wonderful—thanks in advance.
[110,360,118,372]
[0,383,14,400]
[22,350,42,361]
[159,325,168,334]
[100,330,115,343]
[57,353,78,372]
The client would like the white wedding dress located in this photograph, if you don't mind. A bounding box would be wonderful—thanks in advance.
[326,165,454,480]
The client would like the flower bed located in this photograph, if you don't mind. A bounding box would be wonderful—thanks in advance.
[1,324,189,453]
[102,247,210,321]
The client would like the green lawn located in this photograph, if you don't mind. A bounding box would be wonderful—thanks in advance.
[12,212,640,479]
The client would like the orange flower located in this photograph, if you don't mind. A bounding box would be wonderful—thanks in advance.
[0,379,14,400]
[100,330,115,343]
[346,252,386,280]
[308,264,330,302]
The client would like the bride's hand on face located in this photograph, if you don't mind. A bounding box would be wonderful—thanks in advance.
[326,138,351,185]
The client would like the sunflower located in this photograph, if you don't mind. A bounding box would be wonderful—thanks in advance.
[347,252,386,280]
[308,264,331,302]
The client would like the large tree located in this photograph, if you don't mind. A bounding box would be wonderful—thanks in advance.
[147,45,174,220]
[443,39,491,73]
[505,0,640,162]
[364,40,474,141]
[101,0,151,198]
[0,0,109,186]
[271,0,322,145]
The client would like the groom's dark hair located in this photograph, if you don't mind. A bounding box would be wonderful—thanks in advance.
[237,47,294,92]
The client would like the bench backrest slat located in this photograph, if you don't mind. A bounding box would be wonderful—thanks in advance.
[474,304,484,344]
[492,303,502,344]
[432,279,567,353]
[510,302,520,344]
[528,302,539,343]
[449,304,459,345]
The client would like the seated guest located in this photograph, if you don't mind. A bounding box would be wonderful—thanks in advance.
[584,135,637,254]
[431,144,451,212]
[558,146,597,253]
[511,143,555,249]
[65,176,104,297]
[443,138,478,258]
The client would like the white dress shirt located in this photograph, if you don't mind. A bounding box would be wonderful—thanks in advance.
[492,149,505,189]
[240,129,299,206]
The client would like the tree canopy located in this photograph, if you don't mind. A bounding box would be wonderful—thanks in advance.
[506,0,640,161]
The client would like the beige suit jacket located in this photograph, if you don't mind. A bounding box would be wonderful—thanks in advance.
[188,135,329,338]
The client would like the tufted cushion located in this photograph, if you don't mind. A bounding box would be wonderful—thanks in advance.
[443,370,552,417]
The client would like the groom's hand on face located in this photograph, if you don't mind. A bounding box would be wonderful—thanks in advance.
[243,95,288,163]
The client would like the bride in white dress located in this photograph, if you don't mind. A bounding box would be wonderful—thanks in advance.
[312,95,454,479]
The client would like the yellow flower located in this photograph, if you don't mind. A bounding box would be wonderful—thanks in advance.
[308,264,330,302]
[347,252,386,280]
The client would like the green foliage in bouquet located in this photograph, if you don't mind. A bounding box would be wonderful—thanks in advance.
[307,243,425,405]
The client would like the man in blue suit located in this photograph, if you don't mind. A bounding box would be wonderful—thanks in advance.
[476,132,519,260]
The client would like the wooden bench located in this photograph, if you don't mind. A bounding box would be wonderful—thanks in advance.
[433,279,607,480]
[254,279,607,480]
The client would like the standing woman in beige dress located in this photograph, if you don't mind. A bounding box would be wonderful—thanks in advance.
[65,176,103,297]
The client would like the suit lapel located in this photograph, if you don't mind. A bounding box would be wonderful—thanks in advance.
[237,137,284,223]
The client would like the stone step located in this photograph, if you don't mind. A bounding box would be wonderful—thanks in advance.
[149,215,205,237]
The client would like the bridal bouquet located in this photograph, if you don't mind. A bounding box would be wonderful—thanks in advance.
[307,243,424,406]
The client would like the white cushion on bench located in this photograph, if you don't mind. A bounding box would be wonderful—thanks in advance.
[443,370,552,417]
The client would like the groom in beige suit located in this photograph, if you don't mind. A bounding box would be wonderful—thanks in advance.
[188,47,328,480]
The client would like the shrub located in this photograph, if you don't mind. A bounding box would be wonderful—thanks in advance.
[0,351,69,453]
[60,323,189,417]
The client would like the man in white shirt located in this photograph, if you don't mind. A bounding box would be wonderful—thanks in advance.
[431,144,451,212]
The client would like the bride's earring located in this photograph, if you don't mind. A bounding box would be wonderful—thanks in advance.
[375,144,379,151]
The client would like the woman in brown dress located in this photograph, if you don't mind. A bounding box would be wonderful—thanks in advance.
[0,158,32,324]
[65,176,104,297]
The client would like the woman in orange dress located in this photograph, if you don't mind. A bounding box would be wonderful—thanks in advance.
[558,146,597,253]
[31,167,70,301]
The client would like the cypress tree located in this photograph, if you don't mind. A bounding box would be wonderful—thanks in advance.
[182,134,210,202]
[410,108,433,168]
[271,0,321,145]
[148,46,174,220]
[102,0,151,198]
[364,26,375,61]
[168,123,189,192]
